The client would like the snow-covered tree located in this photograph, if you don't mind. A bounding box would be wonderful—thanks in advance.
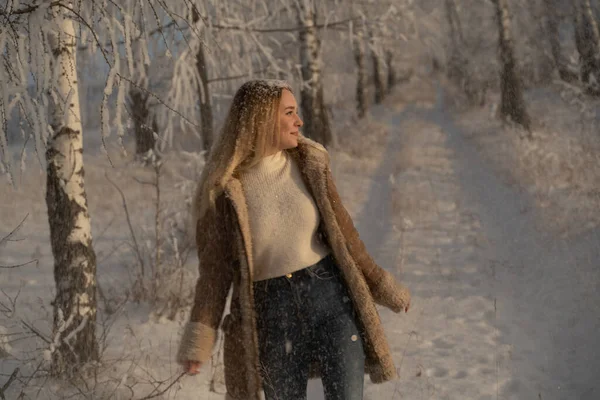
[296,0,332,146]
[45,4,99,374]
[0,0,200,375]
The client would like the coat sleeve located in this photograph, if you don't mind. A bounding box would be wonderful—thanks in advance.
[176,195,234,365]
[325,164,411,313]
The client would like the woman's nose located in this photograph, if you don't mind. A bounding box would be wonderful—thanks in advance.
[296,115,303,127]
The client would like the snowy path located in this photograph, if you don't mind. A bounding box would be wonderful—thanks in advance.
[319,85,600,400]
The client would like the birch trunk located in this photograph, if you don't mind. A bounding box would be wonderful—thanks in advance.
[543,0,576,82]
[492,0,531,130]
[297,0,332,146]
[578,0,600,94]
[527,0,555,83]
[445,0,461,49]
[192,6,214,152]
[445,0,466,83]
[46,6,99,374]
[385,50,396,93]
[353,22,367,118]
[369,30,385,104]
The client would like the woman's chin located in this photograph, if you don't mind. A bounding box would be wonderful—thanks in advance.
[284,138,299,149]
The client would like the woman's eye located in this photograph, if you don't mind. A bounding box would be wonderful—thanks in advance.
[286,111,293,115]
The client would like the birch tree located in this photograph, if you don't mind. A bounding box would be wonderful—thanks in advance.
[385,49,396,93]
[491,0,531,130]
[543,0,577,82]
[369,25,386,104]
[45,5,99,374]
[445,0,468,85]
[296,0,332,146]
[574,0,600,94]
[352,18,368,118]
[0,0,201,375]
[191,4,214,152]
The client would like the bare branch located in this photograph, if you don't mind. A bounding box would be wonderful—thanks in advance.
[137,372,187,399]
[0,259,38,269]
[104,172,146,282]
[0,367,19,400]
[0,2,60,17]
[20,320,51,344]
[0,214,28,247]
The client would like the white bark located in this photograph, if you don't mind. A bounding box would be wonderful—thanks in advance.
[297,0,332,146]
[46,5,98,374]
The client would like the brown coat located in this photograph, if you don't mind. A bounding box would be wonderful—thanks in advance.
[177,137,411,399]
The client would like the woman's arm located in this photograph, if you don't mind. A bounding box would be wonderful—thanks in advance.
[325,165,410,313]
[177,195,234,365]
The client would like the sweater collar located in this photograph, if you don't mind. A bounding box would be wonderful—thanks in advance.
[225,135,328,190]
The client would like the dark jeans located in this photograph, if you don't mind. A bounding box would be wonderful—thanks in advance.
[253,254,365,400]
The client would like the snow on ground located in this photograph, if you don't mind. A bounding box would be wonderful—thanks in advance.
[1,76,599,399]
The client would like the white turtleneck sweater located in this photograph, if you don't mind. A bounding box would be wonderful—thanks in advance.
[239,150,330,282]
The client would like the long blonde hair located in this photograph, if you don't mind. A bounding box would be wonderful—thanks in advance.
[193,79,293,222]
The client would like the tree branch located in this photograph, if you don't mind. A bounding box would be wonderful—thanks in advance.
[0,214,28,247]
[0,1,60,17]
[0,368,19,400]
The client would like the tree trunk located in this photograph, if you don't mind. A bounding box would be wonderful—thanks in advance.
[492,0,531,130]
[46,6,99,375]
[196,43,213,152]
[297,0,332,146]
[445,0,467,83]
[369,29,385,104]
[192,6,214,152]
[543,0,576,82]
[128,87,156,159]
[128,8,156,162]
[445,0,462,49]
[353,22,367,118]
[577,0,600,94]
[526,0,555,83]
[385,50,396,93]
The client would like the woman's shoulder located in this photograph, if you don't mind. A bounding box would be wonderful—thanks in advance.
[299,135,327,154]
[297,136,330,166]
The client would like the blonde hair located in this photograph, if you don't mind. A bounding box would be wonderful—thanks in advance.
[193,79,293,222]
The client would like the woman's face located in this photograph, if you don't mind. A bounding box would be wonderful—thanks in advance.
[275,89,303,152]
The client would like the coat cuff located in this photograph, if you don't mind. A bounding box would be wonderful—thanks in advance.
[370,270,411,313]
[176,321,217,365]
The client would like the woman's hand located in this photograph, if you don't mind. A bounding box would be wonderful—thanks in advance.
[184,360,202,375]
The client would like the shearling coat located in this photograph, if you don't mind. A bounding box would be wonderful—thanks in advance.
[177,137,411,399]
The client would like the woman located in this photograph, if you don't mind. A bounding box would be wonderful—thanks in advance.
[177,79,411,400]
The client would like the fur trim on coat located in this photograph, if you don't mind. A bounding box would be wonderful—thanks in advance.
[177,136,411,399]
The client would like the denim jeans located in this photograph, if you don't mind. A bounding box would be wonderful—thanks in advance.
[253,254,365,400]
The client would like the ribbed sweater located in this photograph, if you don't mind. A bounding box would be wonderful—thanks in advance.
[239,150,330,281]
